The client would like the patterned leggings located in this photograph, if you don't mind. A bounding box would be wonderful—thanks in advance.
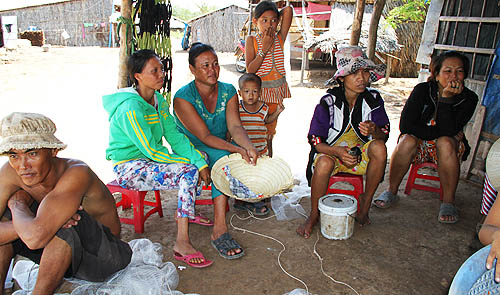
[113,159,200,219]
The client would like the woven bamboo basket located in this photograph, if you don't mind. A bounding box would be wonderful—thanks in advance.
[211,153,293,202]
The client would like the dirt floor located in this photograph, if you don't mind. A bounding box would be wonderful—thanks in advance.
[0,40,486,295]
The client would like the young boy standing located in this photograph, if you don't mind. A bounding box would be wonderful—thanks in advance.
[232,73,284,216]
[238,73,284,156]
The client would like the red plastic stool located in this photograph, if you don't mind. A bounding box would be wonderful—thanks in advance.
[326,173,364,210]
[404,162,443,200]
[107,180,163,234]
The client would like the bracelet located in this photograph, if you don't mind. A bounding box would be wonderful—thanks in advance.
[257,50,265,58]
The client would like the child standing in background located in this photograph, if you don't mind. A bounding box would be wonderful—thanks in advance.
[238,73,284,156]
[245,1,292,157]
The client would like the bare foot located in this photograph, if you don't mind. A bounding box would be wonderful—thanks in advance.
[173,241,205,265]
[356,193,372,227]
[356,213,371,227]
[296,215,319,239]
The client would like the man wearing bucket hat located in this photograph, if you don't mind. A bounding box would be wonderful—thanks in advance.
[0,112,132,294]
[298,46,390,237]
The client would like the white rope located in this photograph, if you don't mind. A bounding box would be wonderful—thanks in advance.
[312,231,361,295]
[230,194,361,295]
[229,212,310,294]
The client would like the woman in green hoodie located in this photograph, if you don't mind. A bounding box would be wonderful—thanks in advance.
[103,49,212,268]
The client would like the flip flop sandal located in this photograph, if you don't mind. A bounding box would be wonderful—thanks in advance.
[438,203,459,224]
[373,191,399,209]
[173,251,213,268]
[188,214,213,226]
[210,232,245,260]
[234,200,270,216]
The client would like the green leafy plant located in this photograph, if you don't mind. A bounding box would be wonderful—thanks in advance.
[172,2,218,21]
[173,6,198,21]
[196,3,218,15]
[386,0,430,29]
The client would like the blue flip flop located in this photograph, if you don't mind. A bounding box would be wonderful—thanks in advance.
[211,232,245,260]
[438,203,459,224]
[373,191,399,209]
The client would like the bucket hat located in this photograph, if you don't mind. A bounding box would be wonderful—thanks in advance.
[486,138,500,191]
[0,112,67,155]
[211,153,294,202]
[326,46,386,86]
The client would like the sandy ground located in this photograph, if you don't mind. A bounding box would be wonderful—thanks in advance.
[0,40,485,295]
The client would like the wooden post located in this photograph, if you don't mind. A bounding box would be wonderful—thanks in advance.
[461,105,487,179]
[300,46,306,84]
[117,0,132,89]
[350,0,365,46]
[299,1,307,84]
[415,0,445,65]
[384,56,391,84]
[367,0,386,59]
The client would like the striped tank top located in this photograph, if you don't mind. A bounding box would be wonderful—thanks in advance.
[253,33,291,104]
[238,100,269,155]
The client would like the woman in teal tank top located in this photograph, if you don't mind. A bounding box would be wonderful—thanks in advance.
[173,42,258,260]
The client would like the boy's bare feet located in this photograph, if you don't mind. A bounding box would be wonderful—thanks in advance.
[296,215,319,239]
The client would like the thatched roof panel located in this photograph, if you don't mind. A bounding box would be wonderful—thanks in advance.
[0,0,72,12]
[189,5,249,52]
[248,0,376,4]
[301,3,400,54]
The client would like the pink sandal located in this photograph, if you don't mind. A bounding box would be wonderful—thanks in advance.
[188,214,213,226]
[173,251,213,268]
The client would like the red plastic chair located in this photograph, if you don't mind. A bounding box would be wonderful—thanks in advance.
[404,162,443,200]
[107,182,225,233]
[198,184,229,212]
[326,173,364,210]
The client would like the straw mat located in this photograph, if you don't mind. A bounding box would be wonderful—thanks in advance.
[486,138,500,191]
[211,153,293,202]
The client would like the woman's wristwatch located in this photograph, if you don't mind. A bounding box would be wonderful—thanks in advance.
[257,50,265,58]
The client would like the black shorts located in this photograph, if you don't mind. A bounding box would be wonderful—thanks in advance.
[3,204,132,282]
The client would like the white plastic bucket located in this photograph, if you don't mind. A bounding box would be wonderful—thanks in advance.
[318,194,357,240]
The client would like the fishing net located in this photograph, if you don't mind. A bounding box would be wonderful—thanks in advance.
[283,289,313,295]
[12,239,195,295]
[271,176,309,221]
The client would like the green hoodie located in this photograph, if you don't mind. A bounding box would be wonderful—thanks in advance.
[102,87,207,170]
